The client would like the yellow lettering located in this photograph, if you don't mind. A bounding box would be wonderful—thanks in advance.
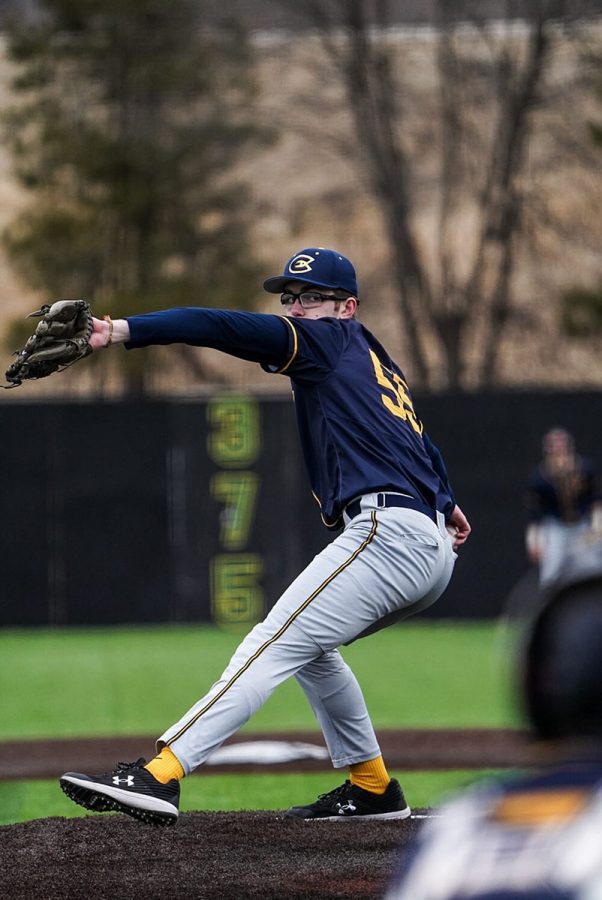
[210,472,259,550]
[210,554,264,629]
[369,350,422,434]
[207,396,260,468]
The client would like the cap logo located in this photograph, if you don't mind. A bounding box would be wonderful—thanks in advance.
[288,254,315,275]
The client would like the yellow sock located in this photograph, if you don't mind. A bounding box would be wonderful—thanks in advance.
[349,755,390,795]
[144,746,185,784]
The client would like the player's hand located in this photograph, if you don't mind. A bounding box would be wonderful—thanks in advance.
[89,316,130,349]
[591,503,602,535]
[89,317,109,350]
[449,505,471,548]
[525,524,543,564]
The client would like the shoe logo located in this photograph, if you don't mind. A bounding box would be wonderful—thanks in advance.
[336,802,357,815]
[113,775,134,786]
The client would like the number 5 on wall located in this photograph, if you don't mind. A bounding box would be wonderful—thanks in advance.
[210,554,264,627]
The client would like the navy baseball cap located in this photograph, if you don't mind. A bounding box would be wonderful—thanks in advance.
[263,248,359,297]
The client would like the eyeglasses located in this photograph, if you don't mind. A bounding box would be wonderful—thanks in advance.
[280,290,339,309]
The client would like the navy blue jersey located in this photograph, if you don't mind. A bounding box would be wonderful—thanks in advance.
[526,457,599,524]
[126,308,456,527]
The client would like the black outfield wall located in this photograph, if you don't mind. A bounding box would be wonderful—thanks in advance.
[0,391,599,626]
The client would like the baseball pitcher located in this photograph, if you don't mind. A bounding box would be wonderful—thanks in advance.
[60,247,471,825]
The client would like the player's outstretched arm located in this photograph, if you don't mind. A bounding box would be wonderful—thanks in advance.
[89,316,130,350]
[449,505,471,548]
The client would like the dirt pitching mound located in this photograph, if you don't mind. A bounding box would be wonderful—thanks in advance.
[0,729,538,898]
[0,810,426,899]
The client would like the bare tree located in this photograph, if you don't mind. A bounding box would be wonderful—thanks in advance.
[2,0,270,395]
[560,54,602,341]
[276,0,589,390]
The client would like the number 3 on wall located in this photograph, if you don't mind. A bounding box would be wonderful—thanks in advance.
[369,350,423,435]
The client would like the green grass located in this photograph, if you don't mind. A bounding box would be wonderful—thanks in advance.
[0,620,518,740]
[0,769,507,827]
[0,620,520,825]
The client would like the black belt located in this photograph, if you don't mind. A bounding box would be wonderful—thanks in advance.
[345,492,437,524]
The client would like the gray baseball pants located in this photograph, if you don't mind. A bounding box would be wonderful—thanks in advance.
[538,518,591,586]
[159,494,457,775]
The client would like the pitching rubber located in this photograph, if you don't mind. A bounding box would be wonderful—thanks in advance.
[306,807,412,822]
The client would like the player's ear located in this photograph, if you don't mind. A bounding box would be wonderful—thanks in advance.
[340,297,358,319]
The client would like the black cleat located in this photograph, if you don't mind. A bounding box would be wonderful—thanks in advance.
[60,758,180,826]
[284,778,411,821]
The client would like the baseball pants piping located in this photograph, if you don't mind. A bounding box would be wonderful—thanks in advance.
[158,505,456,775]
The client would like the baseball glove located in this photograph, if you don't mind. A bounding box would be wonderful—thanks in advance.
[4,299,93,388]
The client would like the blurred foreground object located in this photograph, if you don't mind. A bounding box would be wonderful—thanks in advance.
[386,556,602,899]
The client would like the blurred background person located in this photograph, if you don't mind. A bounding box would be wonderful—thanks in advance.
[385,546,602,899]
[525,427,602,586]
